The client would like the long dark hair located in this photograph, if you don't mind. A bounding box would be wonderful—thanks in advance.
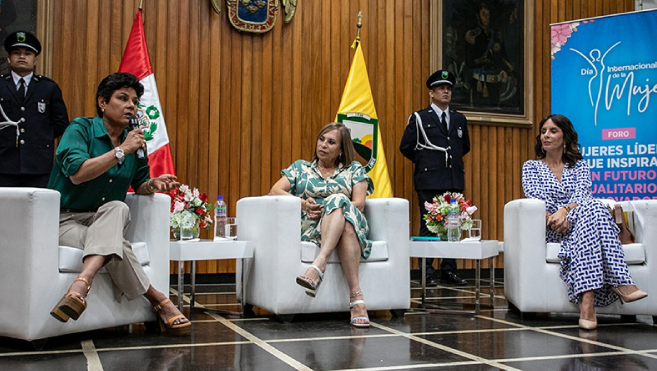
[312,122,355,166]
[95,72,144,117]
[534,114,582,168]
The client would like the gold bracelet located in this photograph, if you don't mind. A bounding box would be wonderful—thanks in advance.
[563,205,571,212]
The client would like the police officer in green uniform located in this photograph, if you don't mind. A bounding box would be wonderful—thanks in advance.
[0,31,69,187]
[400,70,471,286]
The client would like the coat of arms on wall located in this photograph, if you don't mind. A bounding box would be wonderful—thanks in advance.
[225,0,297,33]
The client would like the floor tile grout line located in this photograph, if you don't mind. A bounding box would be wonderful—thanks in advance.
[81,339,104,371]
[493,349,643,364]
[205,311,313,371]
[369,322,523,371]
[326,359,485,371]
[477,314,657,360]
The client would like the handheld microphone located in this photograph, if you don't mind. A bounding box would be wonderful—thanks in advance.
[128,115,145,159]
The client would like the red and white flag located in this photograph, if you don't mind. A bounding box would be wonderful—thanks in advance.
[119,8,175,177]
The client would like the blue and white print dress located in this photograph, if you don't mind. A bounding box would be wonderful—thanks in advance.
[522,159,634,306]
[283,160,374,258]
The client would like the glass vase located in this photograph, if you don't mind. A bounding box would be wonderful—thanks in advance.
[173,224,200,240]
[436,226,448,241]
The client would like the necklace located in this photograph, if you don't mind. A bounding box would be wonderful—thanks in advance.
[317,163,335,178]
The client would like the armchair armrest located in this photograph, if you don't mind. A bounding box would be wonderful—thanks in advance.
[630,200,657,271]
[236,196,302,307]
[364,198,410,264]
[124,193,171,294]
[504,198,548,308]
[0,188,61,339]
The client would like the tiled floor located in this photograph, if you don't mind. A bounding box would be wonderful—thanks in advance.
[2,277,656,371]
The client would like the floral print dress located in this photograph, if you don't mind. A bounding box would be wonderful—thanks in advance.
[282,160,374,258]
[522,159,634,306]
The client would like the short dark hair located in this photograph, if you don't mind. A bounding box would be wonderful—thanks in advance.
[312,122,355,166]
[534,114,583,168]
[95,72,144,117]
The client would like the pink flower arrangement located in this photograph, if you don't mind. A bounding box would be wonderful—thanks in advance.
[168,185,213,231]
[423,192,477,235]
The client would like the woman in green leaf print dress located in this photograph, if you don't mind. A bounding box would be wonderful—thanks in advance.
[269,122,374,328]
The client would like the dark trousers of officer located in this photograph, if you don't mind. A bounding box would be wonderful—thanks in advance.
[417,189,458,278]
[0,173,50,188]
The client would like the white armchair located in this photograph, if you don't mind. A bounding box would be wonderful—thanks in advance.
[235,196,410,318]
[504,198,657,321]
[0,188,171,343]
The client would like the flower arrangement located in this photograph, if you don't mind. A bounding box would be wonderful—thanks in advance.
[423,192,477,235]
[169,184,213,231]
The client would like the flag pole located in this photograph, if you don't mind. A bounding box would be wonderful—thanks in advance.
[139,0,144,10]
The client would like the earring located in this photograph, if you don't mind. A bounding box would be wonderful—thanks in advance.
[101,107,105,113]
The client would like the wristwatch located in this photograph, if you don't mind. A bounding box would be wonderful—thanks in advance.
[564,204,572,213]
[114,146,125,164]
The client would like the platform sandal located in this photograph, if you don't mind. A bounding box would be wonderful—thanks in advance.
[153,298,191,336]
[50,277,91,322]
[349,292,370,328]
[296,264,324,297]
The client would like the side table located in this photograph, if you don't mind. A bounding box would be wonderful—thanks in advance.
[169,239,254,316]
[409,239,499,314]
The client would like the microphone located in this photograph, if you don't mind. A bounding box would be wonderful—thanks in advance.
[128,115,145,159]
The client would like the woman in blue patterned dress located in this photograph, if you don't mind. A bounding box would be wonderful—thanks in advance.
[522,114,646,330]
[269,122,374,327]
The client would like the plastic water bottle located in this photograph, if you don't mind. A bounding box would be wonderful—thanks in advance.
[447,199,461,242]
[214,195,227,240]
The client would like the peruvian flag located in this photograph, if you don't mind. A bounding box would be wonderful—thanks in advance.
[118,8,175,177]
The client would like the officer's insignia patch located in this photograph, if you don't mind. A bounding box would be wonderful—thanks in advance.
[17,32,26,42]
[37,102,46,113]
[226,0,278,33]
[441,71,449,80]
[457,127,463,138]
[337,112,379,172]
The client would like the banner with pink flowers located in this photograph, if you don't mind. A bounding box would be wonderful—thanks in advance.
[551,10,657,201]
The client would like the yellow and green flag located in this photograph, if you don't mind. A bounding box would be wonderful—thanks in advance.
[335,40,393,198]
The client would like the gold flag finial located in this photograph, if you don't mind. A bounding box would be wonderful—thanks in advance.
[352,11,363,49]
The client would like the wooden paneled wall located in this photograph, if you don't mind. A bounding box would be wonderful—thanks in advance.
[44,0,634,274]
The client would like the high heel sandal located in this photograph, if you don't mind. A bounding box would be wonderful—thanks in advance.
[153,298,191,336]
[349,292,370,328]
[295,264,324,297]
[611,286,648,304]
[578,318,598,330]
[50,277,91,322]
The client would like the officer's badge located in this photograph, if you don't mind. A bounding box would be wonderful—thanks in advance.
[457,127,463,138]
[38,102,46,113]
[226,0,278,33]
[17,32,26,42]
[337,112,379,172]
[441,71,449,80]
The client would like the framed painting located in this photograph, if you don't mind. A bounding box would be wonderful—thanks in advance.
[0,0,40,76]
[431,0,534,126]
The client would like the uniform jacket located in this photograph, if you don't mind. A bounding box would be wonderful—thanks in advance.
[0,74,69,175]
[399,105,470,191]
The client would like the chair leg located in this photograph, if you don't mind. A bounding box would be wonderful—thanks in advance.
[243,303,255,317]
[620,315,636,323]
[30,339,48,350]
[390,309,406,318]
[275,314,295,323]
[144,320,160,333]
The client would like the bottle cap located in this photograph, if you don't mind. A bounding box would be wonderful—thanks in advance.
[217,195,223,200]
